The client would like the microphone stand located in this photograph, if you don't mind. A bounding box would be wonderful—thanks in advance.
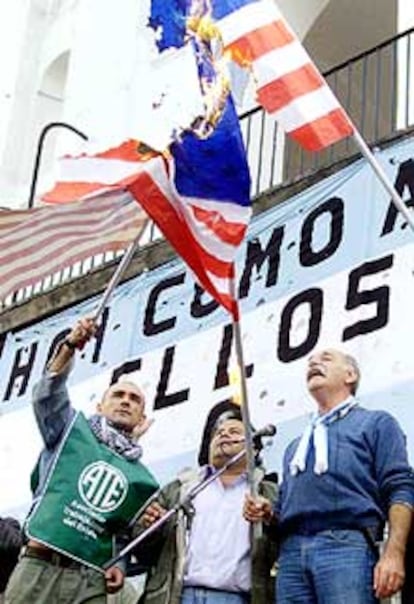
[102,448,246,570]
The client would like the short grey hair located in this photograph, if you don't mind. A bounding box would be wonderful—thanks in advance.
[344,353,360,395]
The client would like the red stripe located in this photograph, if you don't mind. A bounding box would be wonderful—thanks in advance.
[257,64,325,113]
[128,174,232,278]
[42,181,109,203]
[189,204,247,246]
[289,108,354,151]
[226,20,294,65]
[128,175,237,316]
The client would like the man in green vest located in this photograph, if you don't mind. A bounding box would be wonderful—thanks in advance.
[5,317,157,604]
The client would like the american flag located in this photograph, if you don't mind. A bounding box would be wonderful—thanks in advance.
[212,0,354,151]
[0,192,146,301]
[44,96,251,317]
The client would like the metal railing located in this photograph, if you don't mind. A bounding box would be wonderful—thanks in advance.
[2,27,414,314]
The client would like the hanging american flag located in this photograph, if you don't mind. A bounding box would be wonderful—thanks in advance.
[0,192,146,301]
[211,0,354,151]
[43,95,251,317]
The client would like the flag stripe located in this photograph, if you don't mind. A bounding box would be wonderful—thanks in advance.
[227,20,294,63]
[289,109,354,151]
[253,42,321,89]
[43,140,154,203]
[270,87,350,137]
[189,204,247,246]
[257,64,324,113]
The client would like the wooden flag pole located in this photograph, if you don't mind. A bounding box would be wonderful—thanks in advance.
[230,275,263,538]
[352,129,414,232]
[94,219,149,321]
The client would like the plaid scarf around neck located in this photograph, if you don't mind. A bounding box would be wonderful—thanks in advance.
[88,414,143,462]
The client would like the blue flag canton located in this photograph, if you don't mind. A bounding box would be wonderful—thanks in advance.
[149,0,191,51]
[172,95,251,207]
[149,0,251,208]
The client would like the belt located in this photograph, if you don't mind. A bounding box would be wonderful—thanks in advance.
[23,546,82,569]
[183,586,250,602]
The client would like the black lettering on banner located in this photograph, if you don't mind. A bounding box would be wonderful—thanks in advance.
[191,284,219,318]
[92,307,109,363]
[342,254,393,341]
[154,346,190,410]
[239,226,284,299]
[214,323,254,389]
[4,342,38,400]
[300,197,344,266]
[278,288,323,362]
[111,358,142,384]
[0,333,7,361]
[45,329,71,368]
[381,159,414,235]
[144,273,185,336]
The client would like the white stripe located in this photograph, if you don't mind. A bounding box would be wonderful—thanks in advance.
[59,156,144,185]
[218,0,280,46]
[269,86,342,131]
[181,205,238,262]
[253,41,312,88]
[146,160,239,262]
[207,272,232,296]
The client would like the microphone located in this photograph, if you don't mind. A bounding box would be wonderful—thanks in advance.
[253,424,277,439]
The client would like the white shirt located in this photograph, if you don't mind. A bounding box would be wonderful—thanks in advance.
[183,473,251,593]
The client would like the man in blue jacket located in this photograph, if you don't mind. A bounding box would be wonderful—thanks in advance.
[245,348,414,604]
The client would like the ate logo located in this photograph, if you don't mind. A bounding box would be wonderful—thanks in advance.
[78,462,128,513]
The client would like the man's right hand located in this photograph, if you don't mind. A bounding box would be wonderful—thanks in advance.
[139,502,167,528]
[47,316,98,374]
[66,316,97,349]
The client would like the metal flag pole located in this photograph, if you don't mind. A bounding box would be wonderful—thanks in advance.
[102,448,247,569]
[93,219,149,322]
[229,274,262,539]
[352,129,414,232]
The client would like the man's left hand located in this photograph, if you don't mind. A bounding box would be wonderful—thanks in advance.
[105,566,125,594]
[373,547,405,598]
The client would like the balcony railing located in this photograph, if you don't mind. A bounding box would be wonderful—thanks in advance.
[2,27,414,314]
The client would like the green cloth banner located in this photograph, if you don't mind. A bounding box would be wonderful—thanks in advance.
[27,412,158,570]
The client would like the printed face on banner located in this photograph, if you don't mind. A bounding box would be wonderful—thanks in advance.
[2,135,414,518]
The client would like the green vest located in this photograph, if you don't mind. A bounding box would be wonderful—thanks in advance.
[27,412,158,570]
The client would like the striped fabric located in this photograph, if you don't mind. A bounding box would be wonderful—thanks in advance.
[44,99,251,317]
[0,192,146,301]
[212,0,354,151]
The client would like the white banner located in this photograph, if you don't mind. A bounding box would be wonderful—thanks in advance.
[2,135,414,516]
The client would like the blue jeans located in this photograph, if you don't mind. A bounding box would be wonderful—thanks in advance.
[276,530,378,604]
[181,587,249,604]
